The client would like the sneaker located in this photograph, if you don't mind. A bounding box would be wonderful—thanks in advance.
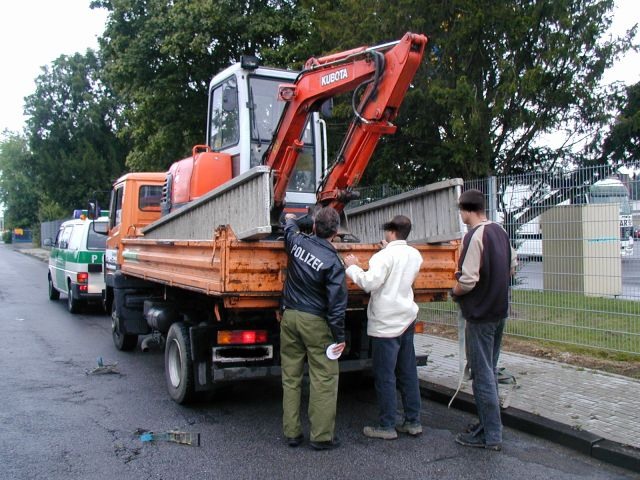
[363,426,398,440]
[395,421,423,436]
[455,432,502,451]
[310,437,341,450]
[286,434,304,447]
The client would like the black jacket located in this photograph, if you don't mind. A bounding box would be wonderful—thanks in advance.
[282,219,347,343]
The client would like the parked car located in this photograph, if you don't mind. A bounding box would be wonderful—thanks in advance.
[515,233,542,261]
[47,216,108,313]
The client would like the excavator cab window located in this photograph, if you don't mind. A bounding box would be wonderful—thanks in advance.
[248,75,317,193]
[210,77,239,150]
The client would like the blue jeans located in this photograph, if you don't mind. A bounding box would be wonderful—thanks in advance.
[371,323,421,429]
[465,318,506,445]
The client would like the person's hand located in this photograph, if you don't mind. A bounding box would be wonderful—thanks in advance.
[331,342,346,356]
[285,213,296,221]
[343,253,359,268]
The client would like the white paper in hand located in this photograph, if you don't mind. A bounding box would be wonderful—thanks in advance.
[326,343,342,360]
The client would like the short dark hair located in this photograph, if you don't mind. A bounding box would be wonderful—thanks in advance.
[458,189,485,213]
[383,215,412,240]
[314,207,340,238]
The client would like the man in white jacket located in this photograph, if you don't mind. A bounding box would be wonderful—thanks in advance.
[344,215,423,440]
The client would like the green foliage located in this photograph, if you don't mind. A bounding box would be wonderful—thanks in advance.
[602,81,640,164]
[2,230,12,244]
[303,0,634,187]
[0,132,39,229]
[93,0,312,171]
[24,50,127,213]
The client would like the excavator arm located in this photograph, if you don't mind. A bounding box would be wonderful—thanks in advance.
[264,32,428,214]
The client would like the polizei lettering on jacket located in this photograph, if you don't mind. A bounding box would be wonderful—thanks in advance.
[291,244,324,271]
[321,68,348,87]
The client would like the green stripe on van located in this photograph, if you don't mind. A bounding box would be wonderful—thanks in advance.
[50,249,104,264]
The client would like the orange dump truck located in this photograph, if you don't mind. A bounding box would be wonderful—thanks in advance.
[102,34,462,404]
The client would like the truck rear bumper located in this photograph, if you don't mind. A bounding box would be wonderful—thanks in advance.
[209,354,428,383]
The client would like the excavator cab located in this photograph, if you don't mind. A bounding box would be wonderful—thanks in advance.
[160,60,324,217]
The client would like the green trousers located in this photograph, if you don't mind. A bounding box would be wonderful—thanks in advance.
[280,309,339,442]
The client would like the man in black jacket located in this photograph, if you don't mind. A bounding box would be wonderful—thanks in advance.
[451,189,516,451]
[281,206,347,450]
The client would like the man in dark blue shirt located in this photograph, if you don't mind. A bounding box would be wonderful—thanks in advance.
[281,206,347,450]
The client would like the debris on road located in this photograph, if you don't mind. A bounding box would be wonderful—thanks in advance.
[138,429,201,446]
[85,357,120,375]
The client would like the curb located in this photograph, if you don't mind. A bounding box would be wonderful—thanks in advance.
[420,380,640,473]
[14,248,50,263]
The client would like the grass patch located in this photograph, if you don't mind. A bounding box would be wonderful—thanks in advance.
[420,289,640,355]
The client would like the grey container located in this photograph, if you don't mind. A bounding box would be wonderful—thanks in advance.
[142,166,273,241]
[345,178,464,244]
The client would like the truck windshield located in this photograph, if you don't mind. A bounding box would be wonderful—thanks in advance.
[248,76,316,193]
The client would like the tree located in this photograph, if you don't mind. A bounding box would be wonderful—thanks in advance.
[0,132,39,229]
[24,50,127,213]
[92,0,312,172]
[301,0,635,187]
[602,81,640,164]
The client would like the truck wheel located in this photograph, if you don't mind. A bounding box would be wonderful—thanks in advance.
[67,282,81,314]
[111,302,138,351]
[165,322,194,404]
[48,274,60,300]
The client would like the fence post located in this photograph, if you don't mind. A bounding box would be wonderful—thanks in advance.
[487,176,498,221]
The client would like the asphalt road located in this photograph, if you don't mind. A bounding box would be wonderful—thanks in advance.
[0,244,636,480]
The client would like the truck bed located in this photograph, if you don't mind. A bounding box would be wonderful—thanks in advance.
[121,226,458,310]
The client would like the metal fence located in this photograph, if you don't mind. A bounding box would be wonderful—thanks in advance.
[356,164,640,355]
[41,219,65,247]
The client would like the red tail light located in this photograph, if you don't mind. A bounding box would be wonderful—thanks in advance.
[217,330,268,345]
[77,272,89,284]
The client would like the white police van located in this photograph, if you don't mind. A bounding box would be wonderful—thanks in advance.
[47,213,108,313]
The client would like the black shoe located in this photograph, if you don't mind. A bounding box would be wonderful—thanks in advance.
[286,434,304,447]
[455,432,501,451]
[463,421,482,434]
[310,437,341,450]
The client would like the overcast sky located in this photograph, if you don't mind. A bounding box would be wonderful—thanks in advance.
[0,0,638,135]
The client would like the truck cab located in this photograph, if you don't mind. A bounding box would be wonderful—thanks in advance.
[104,172,165,311]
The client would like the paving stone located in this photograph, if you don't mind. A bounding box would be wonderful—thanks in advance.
[415,333,640,448]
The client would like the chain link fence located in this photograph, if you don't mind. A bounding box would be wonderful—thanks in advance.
[354,164,640,355]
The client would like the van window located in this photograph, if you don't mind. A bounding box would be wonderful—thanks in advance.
[54,227,64,248]
[68,226,83,251]
[59,226,73,249]
[87,223,108,250]
[139,185,163,211]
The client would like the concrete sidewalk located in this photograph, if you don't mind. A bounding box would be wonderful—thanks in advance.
[415,333,640,471]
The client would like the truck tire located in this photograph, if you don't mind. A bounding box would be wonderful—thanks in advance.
[111,302,138,351]
[165,322,194,404]
[67,282,81,314]
[48,273,60,300]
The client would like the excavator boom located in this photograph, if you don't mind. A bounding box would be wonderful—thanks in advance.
[265,32,428,213]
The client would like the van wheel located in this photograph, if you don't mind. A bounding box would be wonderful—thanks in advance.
[67,282,81,314]
[165,322,194,404]
[48,274,60,300]
[111,302,138,351]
